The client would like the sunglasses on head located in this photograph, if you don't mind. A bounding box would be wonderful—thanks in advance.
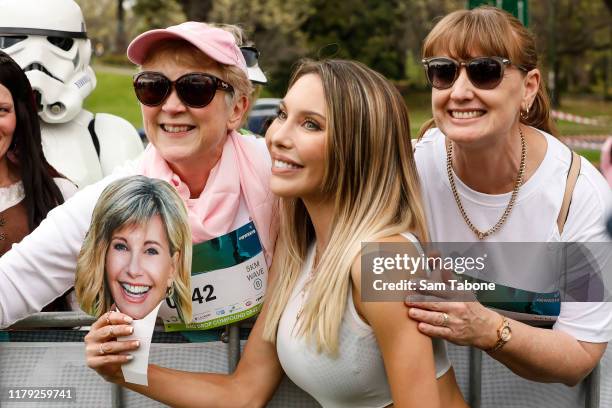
[422,56,529,90]
[240,46,260,68]
[133,71,234,108]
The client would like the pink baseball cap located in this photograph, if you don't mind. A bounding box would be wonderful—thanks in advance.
[127,21,247,75]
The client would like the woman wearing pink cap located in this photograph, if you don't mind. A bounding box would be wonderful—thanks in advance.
[0,22,276,333]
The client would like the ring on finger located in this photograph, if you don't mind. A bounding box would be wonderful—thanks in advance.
[98,345,106,356]
[441,312,449,327]
[105,311,111,325]
[109,325,114,337]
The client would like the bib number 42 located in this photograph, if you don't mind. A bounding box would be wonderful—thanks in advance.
[166,284,216,309]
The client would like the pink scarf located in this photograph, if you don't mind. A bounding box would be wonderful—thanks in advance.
[139,131,277,266]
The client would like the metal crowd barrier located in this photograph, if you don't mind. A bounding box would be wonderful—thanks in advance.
[2,312,603,408]
[6,311,248,371]
[7,312,122,408]
[4,312,256,407]
[467,348,601,408]
[8,311,95,329]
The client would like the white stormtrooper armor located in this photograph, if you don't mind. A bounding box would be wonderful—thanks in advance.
[0,0,143,188]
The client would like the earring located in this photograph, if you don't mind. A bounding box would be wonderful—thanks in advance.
[520,104,530,120]
[166,284,175,299]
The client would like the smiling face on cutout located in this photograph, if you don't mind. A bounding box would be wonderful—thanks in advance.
[265,73,328,202]
[105,214,176,320]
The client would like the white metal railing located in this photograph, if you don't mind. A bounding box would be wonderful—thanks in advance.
[3,312,602,408]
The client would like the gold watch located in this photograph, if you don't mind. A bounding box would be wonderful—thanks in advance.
[487,317,511,353]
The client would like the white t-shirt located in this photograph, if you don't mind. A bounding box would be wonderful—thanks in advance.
[414,127,612,342]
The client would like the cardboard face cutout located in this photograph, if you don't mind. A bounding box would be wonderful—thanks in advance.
[105,215,176,320]
[75,176,192,385]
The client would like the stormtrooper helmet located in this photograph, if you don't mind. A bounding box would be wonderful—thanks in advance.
[0,0,96,123]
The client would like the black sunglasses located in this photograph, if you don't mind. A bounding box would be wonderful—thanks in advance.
[422,56,529,90]
[240,46,260,68]
[133,71,234,108]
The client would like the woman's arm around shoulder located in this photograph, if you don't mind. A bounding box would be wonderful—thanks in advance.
[352,234,440,408]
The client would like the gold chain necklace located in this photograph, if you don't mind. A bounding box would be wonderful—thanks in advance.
[446,127,526,240]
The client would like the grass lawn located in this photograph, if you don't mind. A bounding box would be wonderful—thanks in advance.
[554,96,611,136]
[84,67,142,129]
[84,67,610,164]
[576,149,602,166]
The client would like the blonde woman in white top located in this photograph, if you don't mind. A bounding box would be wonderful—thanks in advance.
[86,59,467,408]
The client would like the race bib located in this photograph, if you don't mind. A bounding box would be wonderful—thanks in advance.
[160,221,267,331]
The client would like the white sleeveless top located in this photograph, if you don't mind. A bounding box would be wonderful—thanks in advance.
[276,233,452,408]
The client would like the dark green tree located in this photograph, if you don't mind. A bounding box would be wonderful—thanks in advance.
[115,0,126,52]
[132,0,185,31]
[176,0,213,21]
[531,0,611,104]
[299,0,409,79]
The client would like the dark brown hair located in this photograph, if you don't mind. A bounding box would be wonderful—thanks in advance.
[0,50,66,230]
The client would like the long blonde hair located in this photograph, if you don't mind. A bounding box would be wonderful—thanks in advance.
[263,59,428,354]
[419,6,557,138]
